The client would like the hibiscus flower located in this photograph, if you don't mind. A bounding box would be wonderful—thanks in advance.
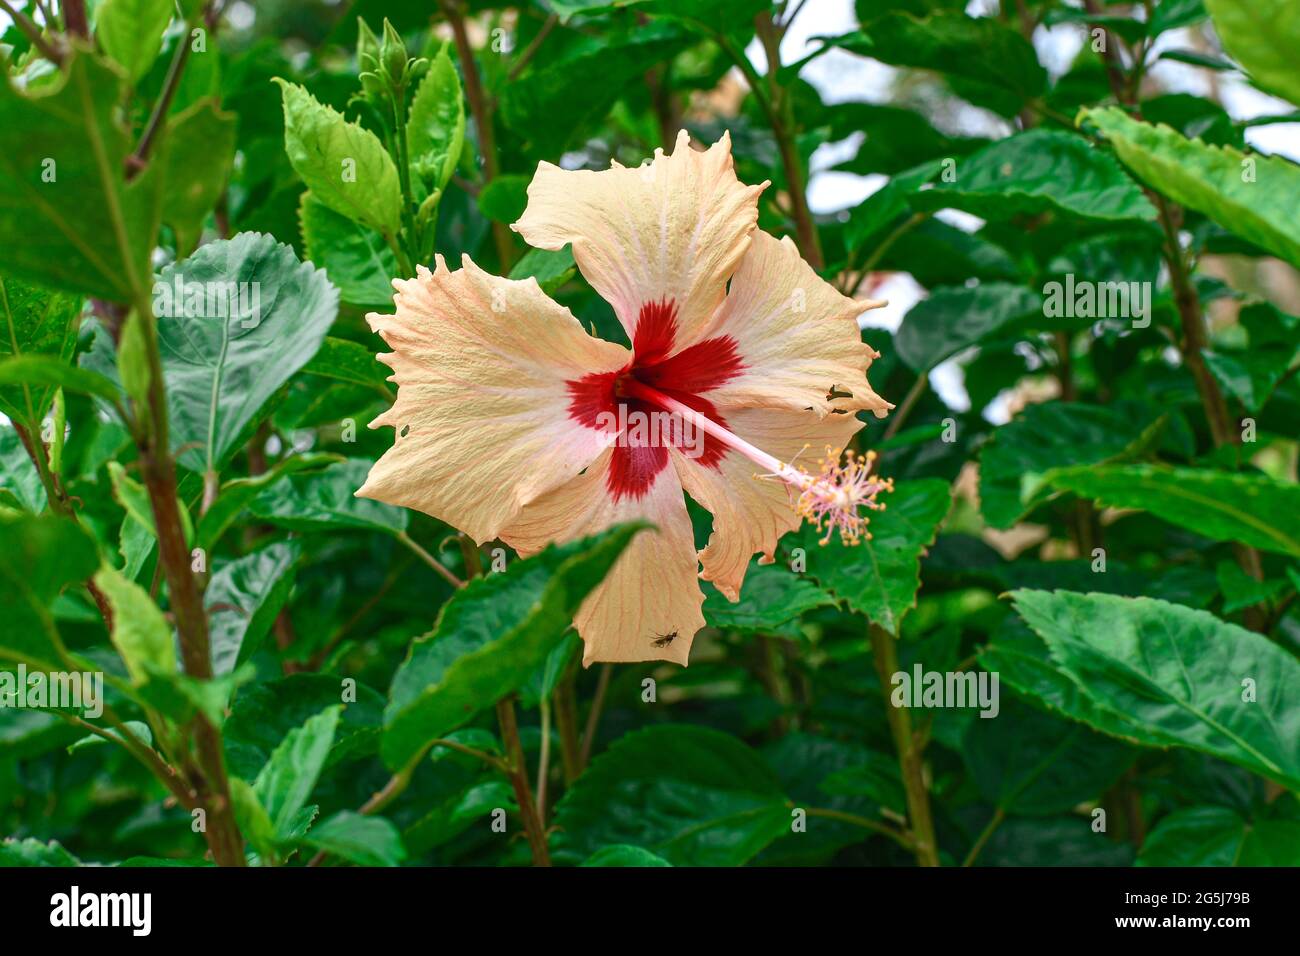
[357,131,893,665]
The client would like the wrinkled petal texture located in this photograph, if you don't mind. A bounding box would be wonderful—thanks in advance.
[511,129,765,349]
[500,449,704,665]
[701,230,893,418]
[357,255,630,543]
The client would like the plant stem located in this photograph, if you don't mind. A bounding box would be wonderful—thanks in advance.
[0,0,64,64]
[840,211,925,295]
[396,531,465,588]
[535,695,552,822]
[721,20,823,269]
[962,807,1004,867]
[1154,196,1234,448]
[440,0,514,270]
[390,85,420,269]
[11,420,114,629]
[452,528,548,863]
[553,663,582,784]
[868,623,940,866]
[431,738,509,773]
[357,748,428,818]
[64,712,194,809]
[579,662,612,770]
[881,373,928,441]
[759,13,822,269]
[62,0,87,38]
[131,14,197,172]
[1151,193,1267,628]
[804,806,916,852]
[507,13,557,82]
[457,532,483,578]
[130,287,245,865]
[496,696,552,866]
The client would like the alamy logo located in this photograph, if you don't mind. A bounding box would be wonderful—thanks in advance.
[891,664,1000,718]
[1042,273,1151,328]
[49,886,151,936]
[0,664,102,718]
[152,273,262,328]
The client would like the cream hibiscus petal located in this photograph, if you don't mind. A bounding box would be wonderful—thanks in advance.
[511,129,765,351]
[672,407,865,601]
[698,229,893,418]
[499,449,705,667]
[356,255,631,543]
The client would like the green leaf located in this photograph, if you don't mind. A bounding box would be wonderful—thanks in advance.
[136,665,253,727]
[508,246,576,295]
[208,541,302,676]
[555,725,790,866]
[1215,559,1290,614]
[1082,107,1300,270]
[382,523,645,769]
[1045,464,1300,557]
[792,478,951,634]
[580,845,673,867]
[0,837,80,866]
[1204,0,1300,105]
[93,564,177,685]
[0,52,163,300]
[0,425,45,513]
[1202,302,1300,413]
[301,811,407,866]
[68,720,152,754]
[819,754,907,816]
[299,336,392,397]
[477,174,530,224]
[702,562,836,635]
[224,673,384,780]
[81,232,340,474]
[406,43,464,196]
[500,27,685,153]
[274,79,402,237]
[961,697,1134,815]
[974,815,1134,866]
[252,705,342,839]
[1011,589,1300,791]
[299,193,398,307]
[0,277,83,423]
[249,458,407,534]
[829,104,987,177]
[0,514,99,667]
[108,461,164,539]
[830,13,1046,114]
[1142,92,1242,149]
[878,219,1022,286]
[1138,805,1300,865]
[1150,0,1209,36]
[845,159,941,251]
[981,619,1173,747]
[910,130,1156,223]
[161,99,237,254]
[894,283,1042,373]
[979,402,1165,529]
[229,777,277,862]
[0,356,120,406]
[97,0,174,82]
[196,453,342,550]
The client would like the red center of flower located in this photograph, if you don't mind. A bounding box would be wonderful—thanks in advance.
[566,298,744,500]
